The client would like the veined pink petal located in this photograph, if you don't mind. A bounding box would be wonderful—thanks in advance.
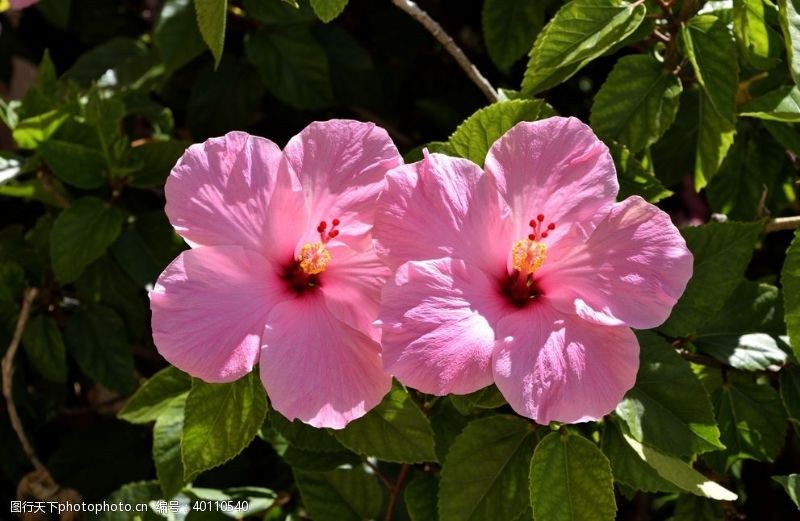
[165,132,282,254]
[260,296,392,429]
[320,243,391,341]
[484,117,618,247]
[374,152,512,273]
[263,169,310,266]
[541,196,693,329]
[282,119,402,248]
[150,246,286,383]
[380,257,509,396]
[493,301,639,424]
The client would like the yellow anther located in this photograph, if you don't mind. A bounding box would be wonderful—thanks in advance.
[297,242,331,275]
[511,239,547,274]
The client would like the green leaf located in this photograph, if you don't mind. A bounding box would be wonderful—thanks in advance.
[660,221,763,337]
[12,110,69,149]
[181,371,268,479]
[99,481,165,521]
[763,120,800,154]
[110,229,165,286]
[439,415,536,521]
[295,467,383,521]
[333,383,437,463]
[482,0,545,70]
[405,474,439,521]
[245,27,334,110]
[779,0,800,87]
[243,0,316,24]
[194,0,227,66]
[129,140,188,187]
[773,475,800,508]
[694,281,787,371]
[64,38,155,88]
[74,256,147,340]
[448,99,556,166]
[698,333,787,371]
[64,306,135,394]
[620,431,738,500]
[184,486,278,517]
[651,88,699,186]
[153,395,186,498]
[681,15,739,189]
[709,381,788,468]
[118,366,192,424]
[49,197,124,284]
[602,420,680,493]
[37,0,72,28]
[156,0,207,71]
[21,50,59,116]
[781,366,800,431]
[706,125,788,221]
[783,228,800,359]
[616,331,723,457]
[733,0,782,69]
[610,144,672,203]
[741,85,800,121]
[39,140,107,189]
[310,0,348,22]
[591,54,682,153]
[21,314,67,382]
[449,385,507,415]
[269,411,345,452]
[187,58,264,137]
[530,432,616,521]
[673,494,725,520]
[430,399,469,463]
[521,0,645,95]
[85,90,126,150]
[281,445,360,471]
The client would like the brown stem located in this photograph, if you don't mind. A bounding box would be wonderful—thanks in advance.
[764,215,800,233]
[366,460,394,490]
[384,464,411,521]
[1,288,47,474]
[390,0,499,102]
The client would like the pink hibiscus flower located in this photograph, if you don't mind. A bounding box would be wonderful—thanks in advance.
[374,117,693,424]
[150,120,402,429]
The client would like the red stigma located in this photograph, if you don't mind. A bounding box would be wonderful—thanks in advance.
[526,212,557,241]
[317,218,342,242]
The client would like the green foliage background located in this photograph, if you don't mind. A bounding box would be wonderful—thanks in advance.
[1,0,800,519]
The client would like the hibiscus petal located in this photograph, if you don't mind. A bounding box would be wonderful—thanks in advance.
[484,117,618,246]
[165,132,282,253]
[320,243,391,341]
[374,152,512,273]
[541,196,693,329]
[260,296,392,429]
[379,257,508,395]
[150,245,286,383]
[493,302,639,424]
[282,119,402,247]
